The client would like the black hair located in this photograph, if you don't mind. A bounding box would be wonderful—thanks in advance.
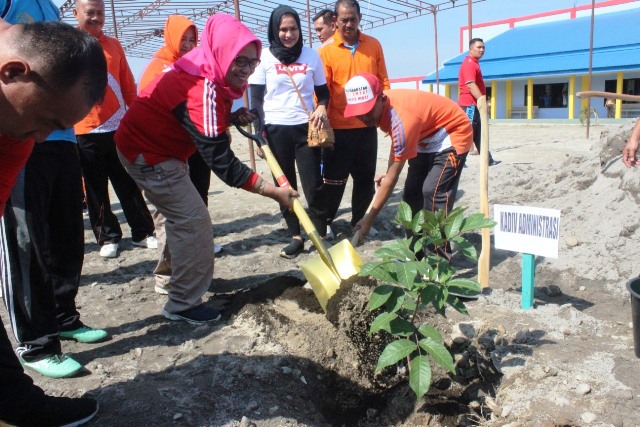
[313,9,335,25]
[17,21,107,106]
[469,37,484,48]
[334,0,360,16]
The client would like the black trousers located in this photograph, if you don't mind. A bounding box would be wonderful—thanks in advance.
[0,318,47,425]
[402,148,467,260]
[265,123,326,235]
[322,127,377,227]
[76,131,154,245]
[0,142,84,361]
[460,105,494,163]
[188,152,211,206]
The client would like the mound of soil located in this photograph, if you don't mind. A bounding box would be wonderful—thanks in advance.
[230,274,503,426]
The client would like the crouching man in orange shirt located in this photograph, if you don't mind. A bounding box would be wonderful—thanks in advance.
[345,73,473,258]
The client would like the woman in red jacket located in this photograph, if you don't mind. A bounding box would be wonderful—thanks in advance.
[115,14,297,325]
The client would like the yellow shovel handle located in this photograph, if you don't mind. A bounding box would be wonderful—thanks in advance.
[260,145,341,278]
[261,145,315,234]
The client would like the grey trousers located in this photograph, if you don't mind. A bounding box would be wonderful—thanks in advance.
[117,150,214,313]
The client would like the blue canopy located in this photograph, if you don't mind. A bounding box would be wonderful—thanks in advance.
[423,8,640,84]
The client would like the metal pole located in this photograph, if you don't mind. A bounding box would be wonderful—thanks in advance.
[233,0,257,171]
[586,0,595,139]
[432,8,440,94]
[467,0,472,42]
[109,0,118,39]
[306,0,313,48]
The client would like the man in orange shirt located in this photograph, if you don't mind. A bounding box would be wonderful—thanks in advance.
[74,0,155,258]
[344,73,473,256]
[319,0,389,239]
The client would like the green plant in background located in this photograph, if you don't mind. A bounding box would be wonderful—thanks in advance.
[359,201,496,398]
[579,106,599,125]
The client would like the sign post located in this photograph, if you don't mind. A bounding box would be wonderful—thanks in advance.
[493,205,561,310]
[521,253,536,309]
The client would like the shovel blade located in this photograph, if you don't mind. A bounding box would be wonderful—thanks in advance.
[301,239,364,311]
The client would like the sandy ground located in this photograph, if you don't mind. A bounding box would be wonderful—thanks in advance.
[3,121,640,426]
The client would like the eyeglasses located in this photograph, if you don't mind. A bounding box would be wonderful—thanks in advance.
[234,56,261,70]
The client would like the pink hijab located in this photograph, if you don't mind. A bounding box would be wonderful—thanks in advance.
[173,14,261,100]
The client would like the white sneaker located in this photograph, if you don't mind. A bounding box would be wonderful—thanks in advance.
[99,243,119,258]
[154,284,169,295]
[133,236,158,249]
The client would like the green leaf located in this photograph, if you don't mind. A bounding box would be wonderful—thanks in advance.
[359,261,385,276]
[451,236,477,260]
[420,210,439,234]
[446,294,469,315]
[409,355,432,398]
[417,324,443,343]
[402,296,417,311]
[368,285,396,310]
[447,278,481,296]
[373,239,414,261]
[419,338,456,374]
[419,285,440,306]
[360,261,397,284]
[375,339,418,372]
[444,209,464,237]
[370,312,397,334]
[394,201,414,228]
[392,261,421,290]
[384,287,406,313]
[435,287,449,316]
[411,209,426,235]
[389,316,415,337]
[460,213,496,233]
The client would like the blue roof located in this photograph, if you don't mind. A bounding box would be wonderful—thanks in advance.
[422,8,640,84]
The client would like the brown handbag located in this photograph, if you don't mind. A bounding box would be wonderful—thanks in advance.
[284,66,334,149]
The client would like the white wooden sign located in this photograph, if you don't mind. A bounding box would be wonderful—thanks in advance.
[493,204,561,258]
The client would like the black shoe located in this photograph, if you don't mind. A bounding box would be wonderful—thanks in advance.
[8,396,99,427]
[280,238,305,259]
[162,304,222,325]
[489,159,501,166]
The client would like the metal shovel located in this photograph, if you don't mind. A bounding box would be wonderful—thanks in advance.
[234,118,363,311]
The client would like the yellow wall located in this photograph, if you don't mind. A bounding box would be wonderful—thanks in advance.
[527,78,533,119]
[568,75,575,119]
[506,80,512,118]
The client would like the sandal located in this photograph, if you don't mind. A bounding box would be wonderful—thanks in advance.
[280,238,305,259]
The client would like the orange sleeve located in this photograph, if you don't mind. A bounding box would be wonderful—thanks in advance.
[375,40,390,90]
[139,59,167,93]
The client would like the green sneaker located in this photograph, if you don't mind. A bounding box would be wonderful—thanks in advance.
[59,326,109,343]
[20,354,83,378]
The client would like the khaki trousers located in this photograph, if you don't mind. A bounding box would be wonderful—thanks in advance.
[117,150,214,313]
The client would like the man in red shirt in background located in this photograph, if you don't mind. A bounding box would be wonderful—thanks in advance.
[0,19,107,426]
[344,73,473,260]
[458,37,499,166]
